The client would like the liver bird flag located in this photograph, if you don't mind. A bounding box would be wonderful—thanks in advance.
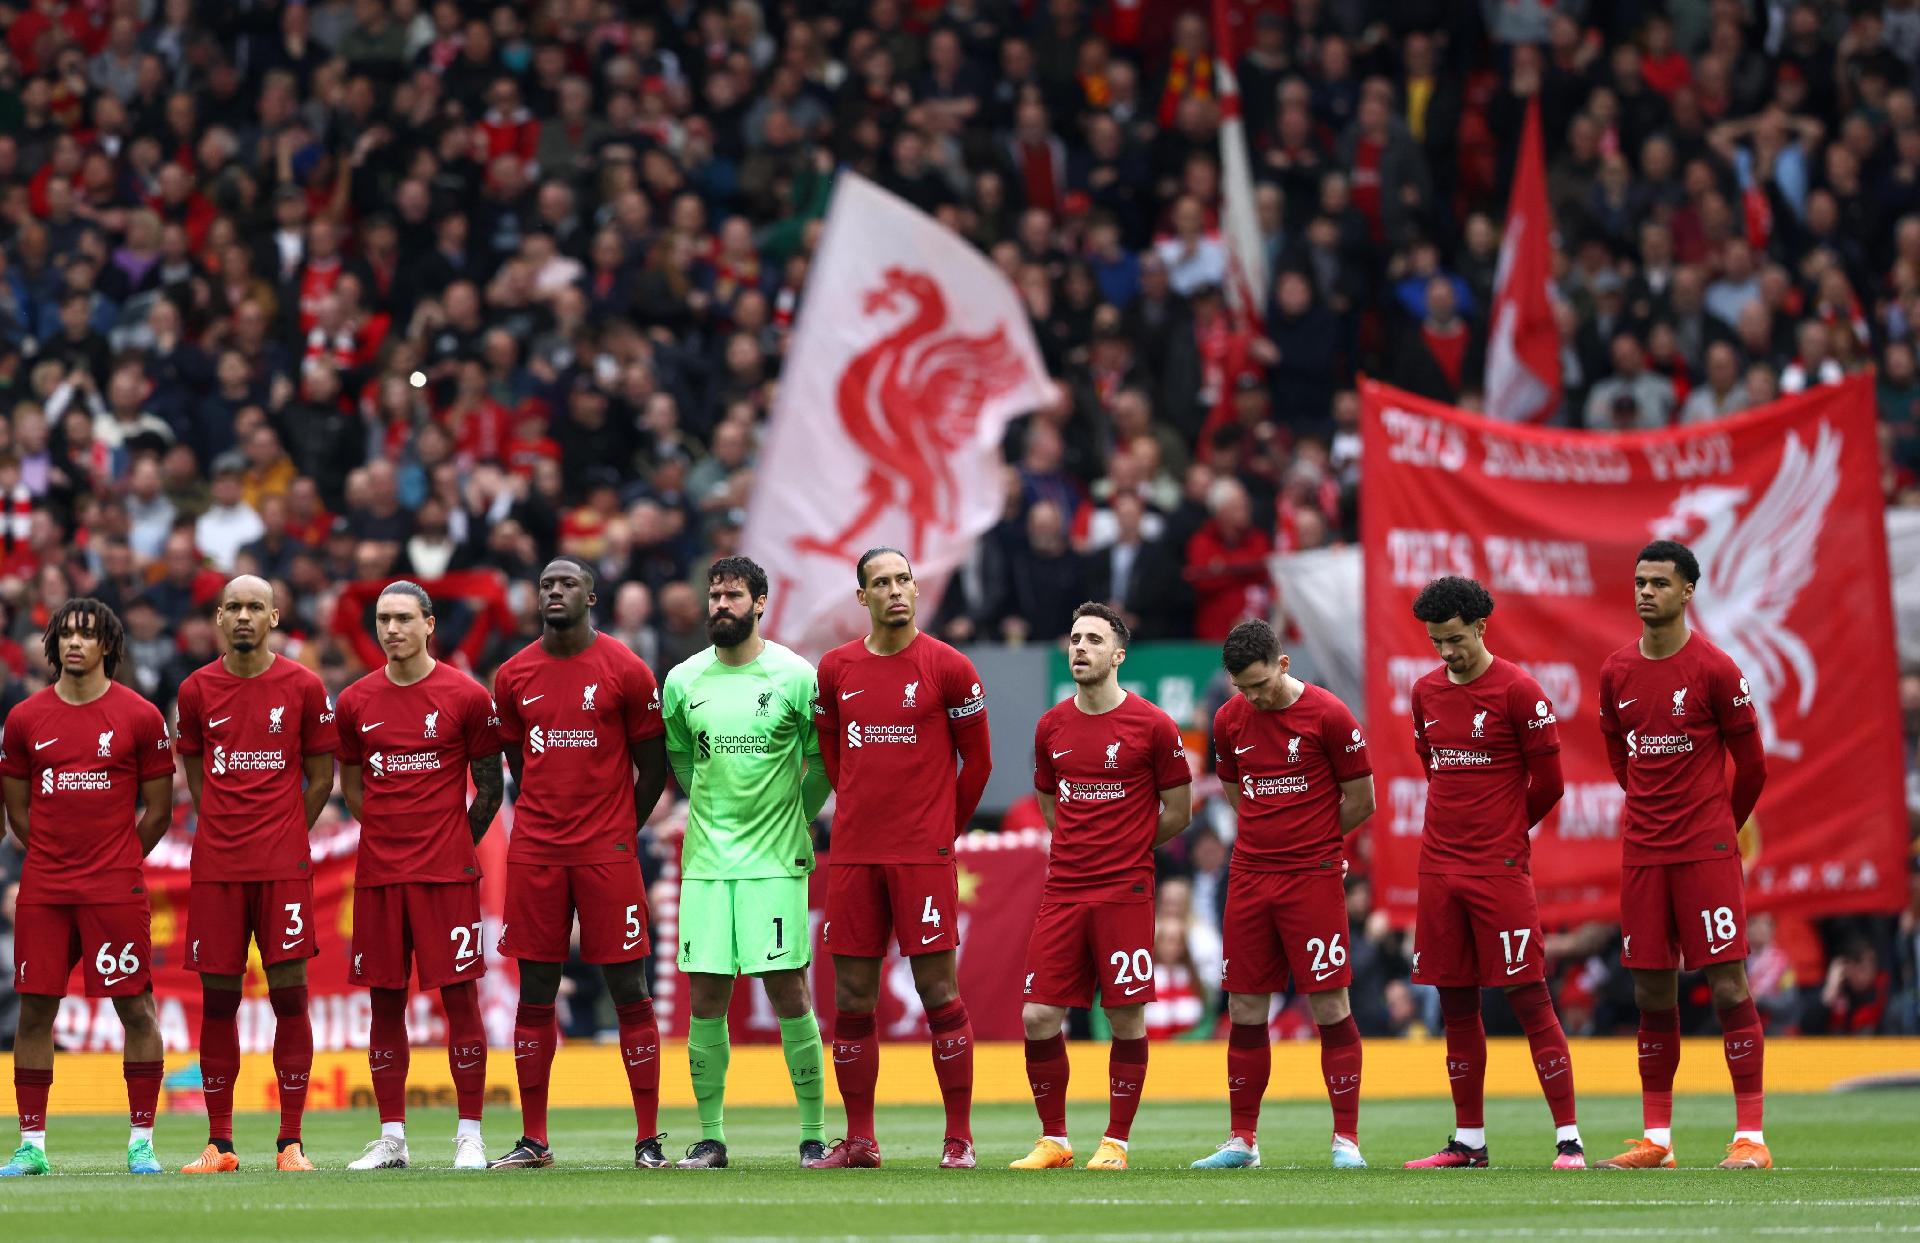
[1484,97,1562,423]
[742,172,1055,656]
[1212,0,1268,328]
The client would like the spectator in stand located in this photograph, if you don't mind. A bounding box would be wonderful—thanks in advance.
[1184,476,1273,642]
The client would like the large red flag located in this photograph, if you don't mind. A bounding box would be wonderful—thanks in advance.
[1484,98,1562,423]
[1361,376,1907,927]
[1211,0,1267,329]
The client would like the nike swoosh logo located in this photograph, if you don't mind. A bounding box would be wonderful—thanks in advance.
[1708,940,1734,954]
[34,739,57,750]
[1330,1086,1356,1095]
[766,949,790,961]
[833,1055,860,1064]
[521,695,544,706]
[1314,968,1337,981]
[689,700,707,711]
[282,940,304,951]
[920,934,942,945]
[514,1051,538,1060]
[1505,963,1528,975]
[1051,749,1072,759]
[840,690,864,700]
[208,717,231,728]
[1728,1051,1752,1060]
[360,722,383,732]
[1618,700,1638,709]
[454,958,479,972]
[622,938,643,951]
[1122,984,1147,996]
[1423,719,1440,729]
[1542,1069,1567,1080]
[938,1050,967,1061]
[1638,1051,1659,1059]
[455,1060,481,1069]
[1447,1073,1466,1081]
[101,973,133,986]
[1233,745,1255,755]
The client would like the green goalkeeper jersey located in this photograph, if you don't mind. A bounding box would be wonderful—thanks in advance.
[663,640,829,880]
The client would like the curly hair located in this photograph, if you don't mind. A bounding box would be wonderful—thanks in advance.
[708,555,770,602]
[1411,576,1495,626]
[1635,539,1700,585]
[42,596,126,679]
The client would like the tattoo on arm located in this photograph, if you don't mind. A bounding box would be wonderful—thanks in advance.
[469,753,504,844]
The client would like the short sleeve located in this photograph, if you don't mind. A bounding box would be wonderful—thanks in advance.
[813,653,840,738]
[493,666,524,745]
[1711,651,1760,737]
[661,671,690,758]
[1151,711,1192,790]
[174,677,204,756]
[333,690,364,765]
[136,703,175,781]
[1408,683,1431,766]
[303,673,339,755]
[1032,717,1057,793]
[1322,696,1372,782]
[941,649,987,730]
[0,706,31,779]
[1596,663,1621,739]
[1211,701,1241,786]
[623,655,664,742]
[465,683,504,758]
[1511,677,1560,755]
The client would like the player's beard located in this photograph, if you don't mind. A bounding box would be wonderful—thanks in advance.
[708,611,754,647]
[228,637,257,653]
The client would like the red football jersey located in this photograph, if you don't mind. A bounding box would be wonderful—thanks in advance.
[175,655,339,882]
[814,633,988,864]
[1410,656,1560,876]
[0,683,174,903]
[1032,692,1191,903]
[1213,682,1372,873]
[335,661,504,886]
[1597,633,1759,866]
[492,633,663,865]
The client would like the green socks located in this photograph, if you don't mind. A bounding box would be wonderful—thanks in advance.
[779,1012,827,1142]
[688,1016,732,1143]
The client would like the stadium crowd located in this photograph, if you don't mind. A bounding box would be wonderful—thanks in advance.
[0,0,1917,1047]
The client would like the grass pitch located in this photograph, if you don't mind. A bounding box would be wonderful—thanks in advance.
[0,1093,1914,1241]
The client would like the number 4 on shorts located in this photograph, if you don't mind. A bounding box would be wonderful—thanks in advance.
[921,895,941,928]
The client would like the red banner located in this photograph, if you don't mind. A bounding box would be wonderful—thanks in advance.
[654,830,1050,1042]
[1360,376,1906,927]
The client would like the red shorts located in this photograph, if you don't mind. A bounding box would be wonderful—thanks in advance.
[352,882,488,990]
[12,901,152,998]
[186,879,318,975]
[1412,871,1545,989]
[499,861,649,964]
[1620,857,1749,970]
[1221,868,1351,995]
[1021,900,1155,1009]
[823,863,959,957]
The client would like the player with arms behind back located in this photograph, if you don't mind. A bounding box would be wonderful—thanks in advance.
[1194,620,1374,1172]
[174,575,339,1173]
[0,600,174,1178]
[809,547,993,1170]
[334,582,505,1171]
[663,557,833,1169]
[489,557,671,1170]
[1594,540,1771,1171]
[1014,603,1192,1172]
[1402,577,1585,1171]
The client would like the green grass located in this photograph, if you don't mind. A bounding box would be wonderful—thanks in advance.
[2,1094,1916,1240]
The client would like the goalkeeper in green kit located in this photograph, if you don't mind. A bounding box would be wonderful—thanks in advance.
[662,556,833,1168]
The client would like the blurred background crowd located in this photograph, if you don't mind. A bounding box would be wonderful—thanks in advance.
[0,0,1916,1046]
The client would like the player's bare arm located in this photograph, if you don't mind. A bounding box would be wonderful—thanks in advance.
[1036,791,1056,831]
[628,735,667,834]
[1336,775,1376,833]
[2,775,29,848]
[502,742,525,792]
[136,774,173,854]
[340,762,364,823]
[1153,783,1192,846]
[470,752,505,845]
[182,750,203,807]
[302,751,335,830]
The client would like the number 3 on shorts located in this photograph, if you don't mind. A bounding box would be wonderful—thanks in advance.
[283,902,305,938]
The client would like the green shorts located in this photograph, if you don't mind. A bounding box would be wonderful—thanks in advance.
[676,876,812,977]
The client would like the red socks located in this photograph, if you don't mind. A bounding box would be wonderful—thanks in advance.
[199,985,241,1142]
[1637,1005,1681,1132]
[14,1066,51,1135]
[124,1060,163,1130]
[832,1010,880,1142]
[1024,1033,1071,1137]
[1716,997,1766,1131]
[1438,987,1486,1129]
[1226,1022,1270,1143]
[269,985,313,1142]
[1106,1036,1148,1142]
[369,988,410,1124]
[615,999,662,1140]
[1319,1015,1363,1140]
[1507,981,1577,1128]
[927,999,974,1143]
[513,1002,558,1145]
[443,982,488,1122]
